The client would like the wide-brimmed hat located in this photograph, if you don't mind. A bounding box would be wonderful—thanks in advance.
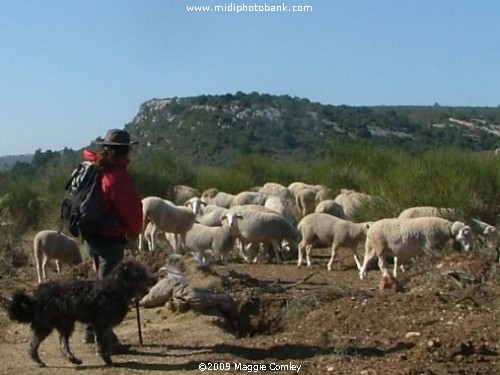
[96,129,138,146]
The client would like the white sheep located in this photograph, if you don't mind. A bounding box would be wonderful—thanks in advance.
[398,206,456,219]
[196,204,229,227]
[264,195,297,225]
[297,213,371,271]
[139,196,196,252]
[230,191,267,207]
[259,182,294,202]
[288,182,329,216]
[359,217,475,279]
[333,189,373,220]
[228,205,301,263]
[185,196,205,215]
[184,212,243,264]
[200,188,235,208]
[295,187,318,217]
[33,230,83,284]
[469,218,500,263]
[315,199,346,218]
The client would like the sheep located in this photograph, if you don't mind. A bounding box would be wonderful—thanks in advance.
[230,191,267,207]
[297,213,371,271]
[359,217,475,280]
[295,187,318,217]
[139,196,196,252]
[469,218,500,263]
[184,212,244,264]
[287,181,310,197]
[228,205,301,263]
[333,189,372,220]
[196,205,230,227]
[264,195,297,225]
[33,230,83,284]
[259,182,294,202]
[185,196,205,215]
[201,188,235,208]
[315,199,346,218]
[170,184,200,205]
[398,206,456,220]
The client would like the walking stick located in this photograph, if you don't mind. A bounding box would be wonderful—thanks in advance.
[135,298,143,346]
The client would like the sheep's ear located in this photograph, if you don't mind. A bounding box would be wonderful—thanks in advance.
[237,214,244,220]
[221,214,227,222]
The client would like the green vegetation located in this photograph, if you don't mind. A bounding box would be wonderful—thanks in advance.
[1,92,500,273]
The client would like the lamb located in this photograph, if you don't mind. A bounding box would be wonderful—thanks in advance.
[184,212,243,264]
[469,218,500,263]
[297,213,371,271]
[359,217,475,280]
[139,196,196,252]
[228,205,301,263]
[315,199,346,218]
[33,230,83,284]
[398,206,456,219]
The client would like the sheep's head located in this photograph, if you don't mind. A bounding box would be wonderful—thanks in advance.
[452,222,474,252]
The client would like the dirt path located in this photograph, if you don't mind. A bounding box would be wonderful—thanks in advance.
[0,249,499,374]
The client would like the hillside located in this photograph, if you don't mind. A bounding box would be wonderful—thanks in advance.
[125,92,500,166]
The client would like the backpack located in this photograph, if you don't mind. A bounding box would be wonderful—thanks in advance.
[60,161,102,238]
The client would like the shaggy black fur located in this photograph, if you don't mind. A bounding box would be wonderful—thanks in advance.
[8,259,155,367]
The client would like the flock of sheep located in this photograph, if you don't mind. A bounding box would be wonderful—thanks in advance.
[34,182,499,286]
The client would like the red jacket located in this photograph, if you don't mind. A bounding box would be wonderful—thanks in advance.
[83,149,143,238]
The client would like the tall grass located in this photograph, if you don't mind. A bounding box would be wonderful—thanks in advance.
[1,143,500,274]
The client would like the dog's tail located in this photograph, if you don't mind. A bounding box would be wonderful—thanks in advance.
[8,291,34,323]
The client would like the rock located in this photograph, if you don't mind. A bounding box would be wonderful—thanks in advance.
[405,331,422,339]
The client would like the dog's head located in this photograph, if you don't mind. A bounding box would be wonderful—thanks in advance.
[112,259,156,299]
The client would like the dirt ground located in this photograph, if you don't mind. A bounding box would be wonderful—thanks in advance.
[0,244,498,375]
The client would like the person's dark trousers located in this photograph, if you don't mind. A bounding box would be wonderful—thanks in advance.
[83,235,127,347]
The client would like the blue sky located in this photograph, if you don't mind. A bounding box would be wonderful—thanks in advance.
[1,1,499,156]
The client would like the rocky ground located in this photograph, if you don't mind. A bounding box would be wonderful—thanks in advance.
[0,245,498,375]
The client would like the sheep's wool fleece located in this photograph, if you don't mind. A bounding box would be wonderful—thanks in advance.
[368,217,459,245]
[451,221,466,235]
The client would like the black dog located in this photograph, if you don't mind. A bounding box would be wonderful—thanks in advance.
[8,259,155,367]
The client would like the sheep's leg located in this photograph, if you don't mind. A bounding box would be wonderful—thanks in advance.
[148,226,157,252]
[359,245,376,280]
[327,245,337,271]
[495,246,500,263]
[352,250,362,271]
[177,233,187,254]
[239,243,250,262]
[41,256,49,282]
[305,244,313,267]
[138,233,144,251]
[55,260,61,274]
[35,254,43,284]
[297,241,305,266]
[378,255,390,278]
[272,241,282,263]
